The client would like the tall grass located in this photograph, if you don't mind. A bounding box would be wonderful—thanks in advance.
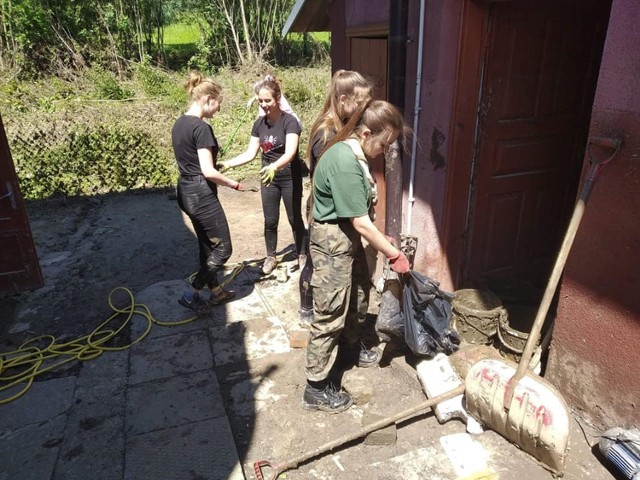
[163,23,201,45]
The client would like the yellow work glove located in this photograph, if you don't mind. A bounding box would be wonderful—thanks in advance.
[260,164,277,186]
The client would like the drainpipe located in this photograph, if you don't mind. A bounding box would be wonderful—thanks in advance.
[377,0,409,338]
[386,0,409,244]
[406,0,426,235]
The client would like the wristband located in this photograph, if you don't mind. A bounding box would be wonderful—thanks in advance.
[233,182,240,190]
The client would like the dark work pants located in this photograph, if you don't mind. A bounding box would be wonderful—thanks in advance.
[260,170,307,257]
[177,176,232,290]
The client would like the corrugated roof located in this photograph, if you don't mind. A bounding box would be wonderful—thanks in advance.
[281,0,330,36]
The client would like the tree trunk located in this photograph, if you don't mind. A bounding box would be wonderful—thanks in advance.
[219,0,245,64]
[239,0,253,62]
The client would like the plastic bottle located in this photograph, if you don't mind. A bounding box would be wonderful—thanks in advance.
[599,428,640,480]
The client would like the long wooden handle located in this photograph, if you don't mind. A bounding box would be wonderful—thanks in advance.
[505,161,599,406]
[254,384,466,479]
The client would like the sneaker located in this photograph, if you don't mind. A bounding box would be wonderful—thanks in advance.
[299,307,314,325]
[337,342,382,368]
[302,383,353,413]
[209,289,236,305]
[357,346,382,368]
[178,291,210,313]
[262,256,278,275]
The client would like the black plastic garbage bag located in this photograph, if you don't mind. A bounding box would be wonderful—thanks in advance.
[402,270,460,358]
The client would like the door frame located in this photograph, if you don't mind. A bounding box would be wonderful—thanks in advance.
[442,0,489,288]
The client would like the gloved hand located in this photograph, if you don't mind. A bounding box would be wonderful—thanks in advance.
[260,164,277,186]
[217,161,230,173]
[389,250,411,274]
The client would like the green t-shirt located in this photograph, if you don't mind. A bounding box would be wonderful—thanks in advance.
[312,141,372,222]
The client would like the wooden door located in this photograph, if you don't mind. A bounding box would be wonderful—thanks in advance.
[465,1,609,285]
[348,28,388,232]
[0,115,43,295]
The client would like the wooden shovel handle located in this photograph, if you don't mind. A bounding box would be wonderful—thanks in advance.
[504,139,620,407]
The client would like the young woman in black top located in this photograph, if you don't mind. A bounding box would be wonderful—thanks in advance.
[220,77,306,275]
[172,71,247,311]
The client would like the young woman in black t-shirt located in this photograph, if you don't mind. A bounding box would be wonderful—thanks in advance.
[172,71,247,312]
[220,78,306,275]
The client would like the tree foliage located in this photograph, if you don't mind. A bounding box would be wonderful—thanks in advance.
[0,0,327,77]
[0,0,171,76]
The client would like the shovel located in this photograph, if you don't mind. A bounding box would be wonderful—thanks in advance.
[464,136,621,474]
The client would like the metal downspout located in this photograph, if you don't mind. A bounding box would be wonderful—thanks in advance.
[386,0,409,244]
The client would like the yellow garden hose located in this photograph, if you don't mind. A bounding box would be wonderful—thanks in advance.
[0,254,288,405]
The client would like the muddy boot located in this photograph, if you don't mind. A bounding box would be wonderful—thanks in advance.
[302,381,353,413]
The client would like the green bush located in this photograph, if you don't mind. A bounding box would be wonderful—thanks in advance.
[134,59,184,106]
[87,67,132,100]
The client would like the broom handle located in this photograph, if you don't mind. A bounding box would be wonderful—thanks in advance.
[278,384,465,471]
[505,139,619,406]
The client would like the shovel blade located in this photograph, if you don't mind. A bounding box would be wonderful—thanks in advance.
[465,358,570,475]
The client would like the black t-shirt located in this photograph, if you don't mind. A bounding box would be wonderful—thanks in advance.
[171,115,219,176]
[309,128,336,178]
[251,112,302,177]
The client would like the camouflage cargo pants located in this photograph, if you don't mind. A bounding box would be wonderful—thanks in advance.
[305,221,370,382]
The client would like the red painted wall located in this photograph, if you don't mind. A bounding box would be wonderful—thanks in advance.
[402,0,463,291]
[546,0,640,429]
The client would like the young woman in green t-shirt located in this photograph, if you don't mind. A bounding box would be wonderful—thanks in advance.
[303,100,411,413]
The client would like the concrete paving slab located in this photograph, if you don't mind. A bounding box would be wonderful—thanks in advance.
[128,330,213,385]
[248,269,302,331]
[126,369,226,435]
[0,414,67,480]
[209,315,290,366]
[225,289,271,324]
[71,350,128,417]
[0,376,76,430]
[52,415,125,480]
[124,418,243,480]
[50,351,128,479]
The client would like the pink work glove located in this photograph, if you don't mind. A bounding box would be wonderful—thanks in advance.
[388,250,411,274]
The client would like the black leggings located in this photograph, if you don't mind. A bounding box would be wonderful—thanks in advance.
[177,176,232,290]
[260,171,307,257]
